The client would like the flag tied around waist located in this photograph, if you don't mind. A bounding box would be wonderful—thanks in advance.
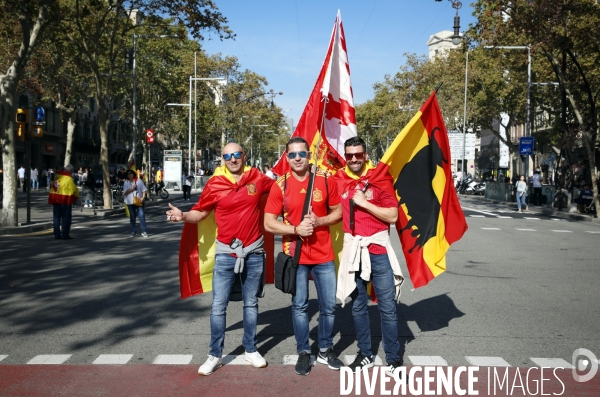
[178,166,274,299]
[48,171,79,206]
[379,91,468,288]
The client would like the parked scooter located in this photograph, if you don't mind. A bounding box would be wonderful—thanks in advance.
[456,174,474,194]
[472,182,486,196]
[149,181,169,199]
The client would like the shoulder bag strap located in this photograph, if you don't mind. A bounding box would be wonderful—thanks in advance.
[291,171,315,267]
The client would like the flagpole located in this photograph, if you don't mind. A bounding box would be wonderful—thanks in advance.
[308,95,329,209]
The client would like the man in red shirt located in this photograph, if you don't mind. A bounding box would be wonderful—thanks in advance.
[264,137,343,376]
[333,136,404,376]
[166,142,274,376]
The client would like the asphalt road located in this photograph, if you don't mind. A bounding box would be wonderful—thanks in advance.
[0,195,599,395]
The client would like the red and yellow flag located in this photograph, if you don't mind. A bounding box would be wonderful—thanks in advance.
[379,92,468,289]
[48,171,79,205]
[273,10,356,176]
[178,166,274,299]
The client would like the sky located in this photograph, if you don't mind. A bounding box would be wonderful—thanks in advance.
[200,0,478,127]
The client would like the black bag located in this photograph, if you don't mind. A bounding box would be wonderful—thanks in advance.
[273,171,315,295]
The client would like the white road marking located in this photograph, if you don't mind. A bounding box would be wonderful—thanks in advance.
[481,228,501,230]
[497,216,513,219]
[344,355,384,366]
[462,207,502,217]
[517,229,537,231]
[585,231,600,234]
[152,355,193,365]
[551,219,562,221]
[470,215,486,218]
[524,217,540,220]
[0,355,7,363]
[530,358,574,368]
[283,355,315,365]
[93,354,133,365]
[222,355,250,365]
[551,230,573,233]
[408,356,448,366]
[466,356,511,367]
[27,355,72,364]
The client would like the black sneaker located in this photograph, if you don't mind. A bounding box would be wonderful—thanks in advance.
[295,352,312,376]
[385,359,405,378]
[316,348,344,370]
[348,352,374,372]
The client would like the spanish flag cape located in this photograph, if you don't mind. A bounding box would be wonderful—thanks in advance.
[379,91,468,289]
[178,166,274,299]
[48,170,79,205]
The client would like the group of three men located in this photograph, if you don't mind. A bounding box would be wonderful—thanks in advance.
[166,135,404,377]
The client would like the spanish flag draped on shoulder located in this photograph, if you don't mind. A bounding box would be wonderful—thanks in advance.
[48,170,79,205]
[380,91,468,289]
[272,10,357,176]
[178,165,273,299]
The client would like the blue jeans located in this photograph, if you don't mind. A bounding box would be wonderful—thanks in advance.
[517,192,527,210]
[351,253,400,364]
[209,252,264,357]
[127,204,147,233]
[52,204,72,239]
[31,179,39,189]
[292,261,337,353]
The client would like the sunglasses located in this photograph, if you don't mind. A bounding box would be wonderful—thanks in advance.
[222,151,243,161]
[287,151,309,159]
[344,152,365,161]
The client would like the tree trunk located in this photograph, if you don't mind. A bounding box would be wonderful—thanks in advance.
[96,95,113,209]
[63,112,76,166]
[0,74,19,226]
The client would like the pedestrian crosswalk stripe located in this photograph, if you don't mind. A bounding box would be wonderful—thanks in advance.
[344,355,384,366]
[470,215,485,218]
[152,355,193,365]
[524,217,540,220]
[27,355,72,364]
[223,355,250,365]
[497,216,512,219]
[0,355,7,363]
[530,358,573,368]
[283,355,315,365]
[408,356,448,366]
[465,356,511,367]
[93,354,133,365]
[516,229,537,231]
[585,231,600,234]
[551,230,572,233]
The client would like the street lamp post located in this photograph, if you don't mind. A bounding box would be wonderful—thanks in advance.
[462,50,469,174]
[484,45,531,175]
[132,33,177,170]
[250,124,268,166]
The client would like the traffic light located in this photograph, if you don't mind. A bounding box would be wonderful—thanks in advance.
[146,129,155,144]
[16,108,27,142]
[32,125,43,138]
[125,48,134,70]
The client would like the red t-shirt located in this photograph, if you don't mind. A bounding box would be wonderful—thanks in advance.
[265,172,340,264]
[202,177,272,247]
[340,179,398,255]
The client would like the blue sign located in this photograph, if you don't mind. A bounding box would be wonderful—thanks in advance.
[34,106,45,121]
[519,137,534,155]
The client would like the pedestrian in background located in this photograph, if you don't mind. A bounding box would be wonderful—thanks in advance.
[48,164,79,240]
[17,165,25,192]
[30,167,39,190]
[532,168,543,205]
[77,167,83,187]
[515,175,528,213]
[182,169,192,201]
[124,169,148,237]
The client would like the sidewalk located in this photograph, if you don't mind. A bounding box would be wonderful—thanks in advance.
[460,194,600,223]
[0,187,201,236]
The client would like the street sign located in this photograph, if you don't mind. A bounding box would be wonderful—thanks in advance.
[164,150,182,155]
[448,133,476,160]
[34,106,45,121]
[519,137,534,155]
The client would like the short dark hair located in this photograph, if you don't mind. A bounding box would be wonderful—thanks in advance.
[126,169,136,176]
[286,136,309,152]
[344,136,366,152]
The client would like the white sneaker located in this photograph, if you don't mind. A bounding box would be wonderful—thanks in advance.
[198,355,222,375]
[245,351,267,368]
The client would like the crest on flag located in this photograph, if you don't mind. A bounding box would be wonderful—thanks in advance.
[273,10,357,176]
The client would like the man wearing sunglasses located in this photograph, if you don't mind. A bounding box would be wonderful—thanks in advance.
[333,136,404,377]
[166,142,274,376]
[264,137,344,376]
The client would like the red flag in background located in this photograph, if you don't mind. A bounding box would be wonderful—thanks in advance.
[378,92,468,289]
[273,10,357,176]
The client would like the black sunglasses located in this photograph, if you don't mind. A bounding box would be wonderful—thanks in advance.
[222,151,243,161]
[344,152,365,161]
[287,151,309,159]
